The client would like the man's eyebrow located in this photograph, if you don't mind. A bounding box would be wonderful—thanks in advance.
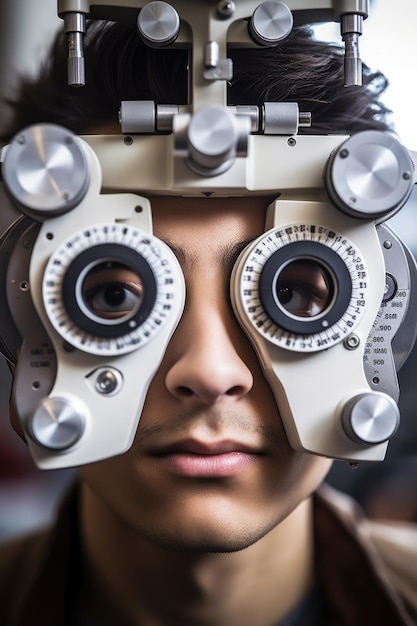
[162,238,255,271]
[220,238,256,270]
[162,240,189,267]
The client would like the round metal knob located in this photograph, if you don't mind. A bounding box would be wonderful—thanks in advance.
[342,392,400,446]
[29,396,86,451]
[326,130,414,220]
[186,106,249,176]
[137,1,180,47]
[2,124,90,218]
[250,1,293,46]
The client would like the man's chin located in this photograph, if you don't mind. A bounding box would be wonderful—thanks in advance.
[141,521,275,555]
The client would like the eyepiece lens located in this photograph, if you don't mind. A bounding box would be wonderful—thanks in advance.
[276,259,334,318]
[81,261,144,323]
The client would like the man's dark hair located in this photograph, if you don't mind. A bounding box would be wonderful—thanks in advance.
[1,19,391,141]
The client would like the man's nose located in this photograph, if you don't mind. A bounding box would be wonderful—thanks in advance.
[165,302,254,406]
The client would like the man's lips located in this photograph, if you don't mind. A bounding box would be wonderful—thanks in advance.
[148,439,264,478]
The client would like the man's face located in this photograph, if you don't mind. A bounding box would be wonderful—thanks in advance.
[78,197,331,552]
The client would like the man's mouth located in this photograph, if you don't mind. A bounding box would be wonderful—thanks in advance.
[148,438,263,478]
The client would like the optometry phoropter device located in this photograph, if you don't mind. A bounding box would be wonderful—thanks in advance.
[1,0,416,469]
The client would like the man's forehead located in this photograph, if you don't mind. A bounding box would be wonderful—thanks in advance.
[162,237,256,273]
[149,194,269,214]
[150,195,269,268]
[150,195,269,235]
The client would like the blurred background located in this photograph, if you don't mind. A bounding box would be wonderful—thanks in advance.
[0,0,416,541]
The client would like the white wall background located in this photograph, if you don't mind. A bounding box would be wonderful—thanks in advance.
[362,0,417,151]
[0,0,60,126]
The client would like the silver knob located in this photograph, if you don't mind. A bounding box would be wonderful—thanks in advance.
[184,106,250,176]
[2,124,90,218]
[250,1,293,47]
[29,396,86,451]
[137,1,180,47]
[325,130,414,220]
[342,392,400,446]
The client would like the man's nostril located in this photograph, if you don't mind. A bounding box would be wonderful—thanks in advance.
[177,386,194,398]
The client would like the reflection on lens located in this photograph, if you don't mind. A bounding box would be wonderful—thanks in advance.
[276,259,334,318]
[82,261,144,321]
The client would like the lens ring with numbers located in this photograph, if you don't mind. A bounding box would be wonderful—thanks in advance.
[42,223,183,356]
[234,223,369,352]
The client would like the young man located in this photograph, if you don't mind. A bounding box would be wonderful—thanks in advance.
[1,12,417,626]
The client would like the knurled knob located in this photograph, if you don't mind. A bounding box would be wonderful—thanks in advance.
[68,56,85,88]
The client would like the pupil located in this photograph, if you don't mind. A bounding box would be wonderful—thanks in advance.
[278,285,292,305]
[104,285,125,306]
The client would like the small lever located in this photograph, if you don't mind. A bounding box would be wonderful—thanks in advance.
[64,12,86,87]
[341,13,364,86]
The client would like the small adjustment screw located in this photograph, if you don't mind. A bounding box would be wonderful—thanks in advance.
[344,333,360,350]
[95,368,123,396]
[217,0,235,18]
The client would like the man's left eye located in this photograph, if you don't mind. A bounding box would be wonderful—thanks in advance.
[277,281,326,317]
[276,260,333,318]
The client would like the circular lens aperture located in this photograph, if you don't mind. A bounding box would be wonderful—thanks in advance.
[259,239,352,336]
[80,261,144,324]
[275,259,334,318]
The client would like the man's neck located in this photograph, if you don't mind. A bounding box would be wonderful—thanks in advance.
[79,488,315,626]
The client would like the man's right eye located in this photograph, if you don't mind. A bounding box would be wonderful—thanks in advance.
[82,263,144,321]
